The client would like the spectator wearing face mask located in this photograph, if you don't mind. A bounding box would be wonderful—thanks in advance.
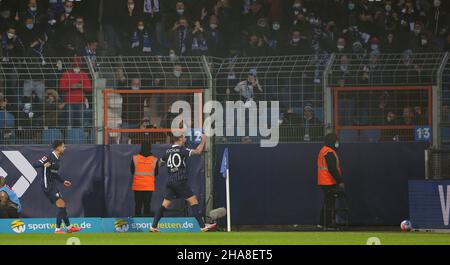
[19,16,42,49]
[121,78,148,128]
[20,0,46,26]
[190,21,209,56]
[335,37,348,54]
[59,15,88,56]
[166,1,191,31]
[266,19,284,55]
[300,103,322,142]
[284,30,311,55]
[130,20,154,55]
[234,70,263,103]
[170,17,191,56]
[59,58,92,127]
[1,26,25,60]
[415,33,437,53]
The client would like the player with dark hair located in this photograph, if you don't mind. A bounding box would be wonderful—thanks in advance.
[150,133,216,232]
[33,140,81,234]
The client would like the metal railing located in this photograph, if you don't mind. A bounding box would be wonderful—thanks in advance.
[0,53,449,146]
[0,57,95,145]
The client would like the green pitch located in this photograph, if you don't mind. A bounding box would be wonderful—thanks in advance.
[1,232,450,245]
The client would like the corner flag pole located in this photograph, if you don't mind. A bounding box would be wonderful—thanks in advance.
[226,167,231,232]
[220,148,231,232]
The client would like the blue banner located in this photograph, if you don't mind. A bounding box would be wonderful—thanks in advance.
[0,217,200,233]
[0,145,205,218]
[0,218,103,234]
[409,180,450,230]
[102,217,200,233]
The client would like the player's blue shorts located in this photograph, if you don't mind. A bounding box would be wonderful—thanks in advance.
[164,180,195,201]
[44,187,63,204]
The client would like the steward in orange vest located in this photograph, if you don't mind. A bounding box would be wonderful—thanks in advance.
[317,133,344,228]
[130,142,158,217]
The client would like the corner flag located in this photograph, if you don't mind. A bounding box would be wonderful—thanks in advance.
[220,148,229,178]
[220,148,232,232]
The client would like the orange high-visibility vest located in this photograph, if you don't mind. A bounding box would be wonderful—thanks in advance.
[132,155,157,191]
[317,146,342,186]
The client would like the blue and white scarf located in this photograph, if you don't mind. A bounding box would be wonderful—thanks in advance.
[132,31,152,53]
[144,0,159,13]
[191,36,208,52]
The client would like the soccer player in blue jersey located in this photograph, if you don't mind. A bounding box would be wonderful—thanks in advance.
[150,133,216,232]
[33,140,81,234]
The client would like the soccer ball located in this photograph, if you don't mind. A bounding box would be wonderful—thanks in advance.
[400,220,412,231]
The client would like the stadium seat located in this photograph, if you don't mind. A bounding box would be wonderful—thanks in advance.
[360,129,381,142]
[42,129,63,145]
[339,130,359,143]
[66,128,85,144]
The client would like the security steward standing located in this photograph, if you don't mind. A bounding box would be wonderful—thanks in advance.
[130,141,158,217]
[317,133,344,228]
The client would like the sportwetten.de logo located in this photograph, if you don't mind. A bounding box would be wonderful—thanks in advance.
[114,219,129,232]
[11,220,26,233]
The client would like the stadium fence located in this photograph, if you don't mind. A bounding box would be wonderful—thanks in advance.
[0,53,449,147]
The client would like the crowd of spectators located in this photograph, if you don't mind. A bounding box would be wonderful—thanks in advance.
[0,0,447,59]
[0,0,449,144]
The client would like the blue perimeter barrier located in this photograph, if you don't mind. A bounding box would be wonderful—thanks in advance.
[0,217,201,234]
[409,180,450,230]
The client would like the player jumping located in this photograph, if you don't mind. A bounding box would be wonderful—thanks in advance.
[33,140,82,234]
[150,133,216,232]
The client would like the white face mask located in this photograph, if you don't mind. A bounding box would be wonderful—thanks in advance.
[371,44,378,50]
[210,23,218,29]
[272,24,280,31]
[129,4,135,9]
[174,71,182,78]
[177,9,184,15]
[138,25,144,31]
[292,37,300,43]
[29,6,37,12]
[73,67,81,73]
[131,85,140,90]
[335,142,340,149]
[169,53,177,61]
[421,39,428,45]
[65,7,73,14]
[7,32,14,39]
[337,44,345,50]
